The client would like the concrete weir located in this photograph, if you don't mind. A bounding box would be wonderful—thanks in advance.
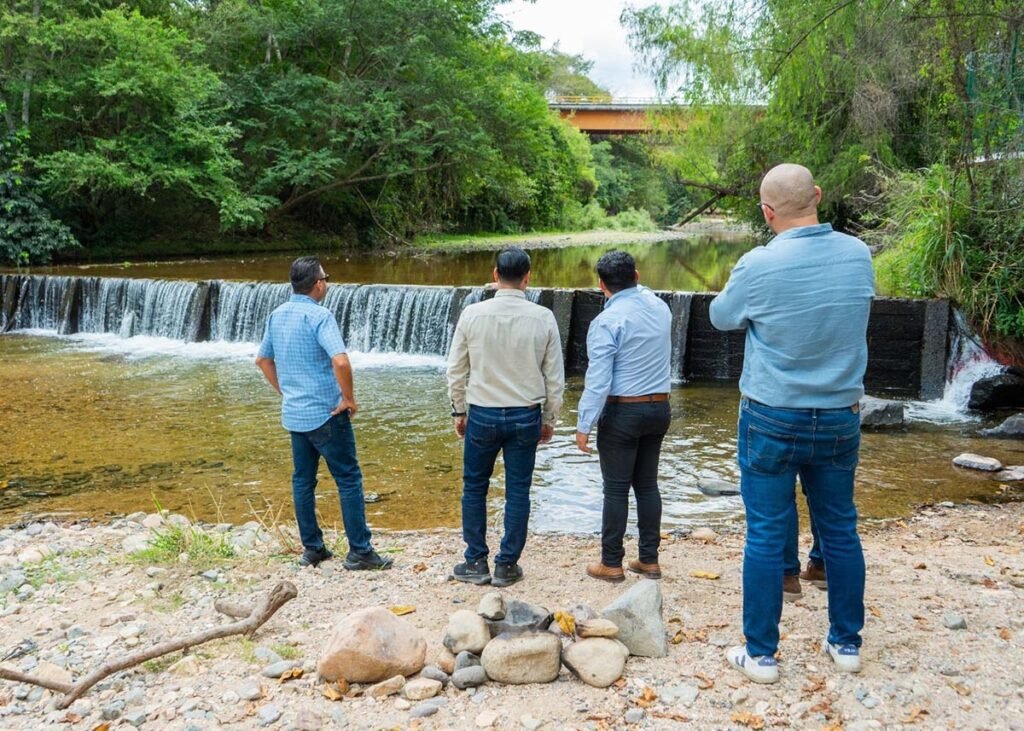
[0,273,951,399]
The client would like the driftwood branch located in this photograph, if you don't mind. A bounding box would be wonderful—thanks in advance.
[0,581,297,710]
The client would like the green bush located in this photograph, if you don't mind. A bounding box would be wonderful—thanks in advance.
[607,207,659,232]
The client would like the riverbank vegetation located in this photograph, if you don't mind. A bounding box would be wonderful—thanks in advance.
[624,0,1023,354]
[0,0,681,264]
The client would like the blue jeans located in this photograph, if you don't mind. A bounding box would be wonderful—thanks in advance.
[737,397,865,657]
[462,405,541,566]
[290,413,372,555]
[784,485,824,576]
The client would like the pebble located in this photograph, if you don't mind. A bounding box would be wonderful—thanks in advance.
[410,702,439,718]
[237,682,263,701]
[101,702,124,721]
[691,527,719,543]
[254,646,283,665]
[261,660,299,678]
[521,714,543,730]
[293,709,324,730]
[452,666,487,690]
[731,688,750,706]
[123,710,148,727]
[257,703,282,726]
[420,664,450,687]
[476,710,500,727]
[661,683,700,706]
[199,570,220,582]
[395,698,412,711]
[624,708,645,724]
[861,696,880,709]
[943,613,968,630]
[455,651,482,671]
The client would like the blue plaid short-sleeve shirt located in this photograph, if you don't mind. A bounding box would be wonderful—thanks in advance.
[258,294,347,432]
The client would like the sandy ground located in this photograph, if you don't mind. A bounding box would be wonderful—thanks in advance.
[0,499,1022,731]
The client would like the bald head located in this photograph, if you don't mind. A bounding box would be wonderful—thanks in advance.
[760,164,819,219]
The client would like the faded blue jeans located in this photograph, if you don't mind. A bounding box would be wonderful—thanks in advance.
[738,397,865,657]
[289,412,372,555]
[785,486,824,576]
[462,405,541,566]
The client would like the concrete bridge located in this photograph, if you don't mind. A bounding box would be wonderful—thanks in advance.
[549,96,676,135]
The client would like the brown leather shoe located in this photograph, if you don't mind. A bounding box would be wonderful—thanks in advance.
[586,562,625,583]
[783,574,802,602]
[799,560,827,589]
[627,559,662,579]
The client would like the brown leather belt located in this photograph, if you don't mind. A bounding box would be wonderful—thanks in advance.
[606,393,671,404]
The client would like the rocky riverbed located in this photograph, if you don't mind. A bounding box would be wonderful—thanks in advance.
[0,501,1022,730]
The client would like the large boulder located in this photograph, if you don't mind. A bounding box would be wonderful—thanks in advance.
[859,396,905,428]
[980,413,1024,439]
[968,372,1024,411]
[562,638,629,688]
[601,580,668,658]
[443,610,490,655]
[485,599,552,637]
[317,607,426,683]
[480,631,561,684]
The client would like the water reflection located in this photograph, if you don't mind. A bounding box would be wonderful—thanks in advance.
[2,333,1022,532]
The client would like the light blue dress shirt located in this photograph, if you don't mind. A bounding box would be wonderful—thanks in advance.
[576,285,673,435]
[258,294,348,432]
[709,223,875,408]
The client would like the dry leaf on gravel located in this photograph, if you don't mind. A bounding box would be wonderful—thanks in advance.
[389,605,416,616]
[868,605,882,618]
[633,686,658,708]
[689,570,721,580]
[411,562,428,573]
[91,725,110,731]
[322,680,348,701]
[279,666,303,682]
[999,627,1013,641]
[730,711,765,728]
[694,672,715,690]
[553,611,575,636]
[947,681,971,696]
[802,676,825,695]
[61,713,82,724]
[901,707,930,723]
[651,711,690,722]
[672,628,707,644]
[984,555,995,566]
[914,563,927,569]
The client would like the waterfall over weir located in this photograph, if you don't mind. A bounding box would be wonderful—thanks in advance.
[0,272,952,395]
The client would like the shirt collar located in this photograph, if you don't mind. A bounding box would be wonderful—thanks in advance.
[604,285,642,309]
[493,289,527,299]
[770,222,834,244]
[289,294,318,304]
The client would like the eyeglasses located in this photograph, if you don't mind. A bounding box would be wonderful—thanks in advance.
[317,275,330,282]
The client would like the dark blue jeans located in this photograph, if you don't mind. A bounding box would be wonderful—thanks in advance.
[737,397,865,657]
[462,405,541,566]
[290,413,372,555]
[784,485,824,576]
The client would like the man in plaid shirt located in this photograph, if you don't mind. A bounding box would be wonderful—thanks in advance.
[256,256,392,570]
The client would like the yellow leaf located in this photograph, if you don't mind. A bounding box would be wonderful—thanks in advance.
[689,570,721,580]
[868,605,882,619]
[730,711,765,729]
[984,555,995,566]
[411,562,427,573]
[279,667,303,682]
[322,680,348,701]
[553,611,575,636]
[999,627,1013,641]
[92,725,111,731]
[389,605,416,616]
[634,686,658,708]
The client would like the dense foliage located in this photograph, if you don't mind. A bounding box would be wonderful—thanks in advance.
[1,0,679,261]
[624,0,1024,348]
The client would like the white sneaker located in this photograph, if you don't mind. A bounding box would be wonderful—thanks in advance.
[726,645,779,684]
[823,636,862,673]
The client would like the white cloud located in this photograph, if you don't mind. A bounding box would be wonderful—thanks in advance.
[496,0,673,99]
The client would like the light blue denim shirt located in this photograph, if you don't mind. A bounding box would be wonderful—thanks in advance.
[258,294,348,432]
[710,223,875,408]
[576,285,673,435]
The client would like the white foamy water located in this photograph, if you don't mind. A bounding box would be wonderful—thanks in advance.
[13,330,446,369]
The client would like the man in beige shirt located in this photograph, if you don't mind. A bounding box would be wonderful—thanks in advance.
[446,246,564,587]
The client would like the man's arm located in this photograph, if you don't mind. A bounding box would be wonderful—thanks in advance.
[446,316,470,438]
[331,353,358,416]
[709,256,751,331]
[575,319,617,454]
[539,314,565,444]
[255,356,281,394]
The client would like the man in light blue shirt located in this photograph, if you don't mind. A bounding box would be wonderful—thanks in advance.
[711,164,874,683]
[256,256,392,571]
[576,251,673,585]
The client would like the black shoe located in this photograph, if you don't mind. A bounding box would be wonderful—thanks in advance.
[298,546,333,567]
[453,559,491,585]
[492,562,523,588]
[343,549,394,571]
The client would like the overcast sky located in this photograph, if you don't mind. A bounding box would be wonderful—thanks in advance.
[496,0,674,99]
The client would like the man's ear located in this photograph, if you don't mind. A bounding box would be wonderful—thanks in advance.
[492,267,500,283]
[814,185,822,205]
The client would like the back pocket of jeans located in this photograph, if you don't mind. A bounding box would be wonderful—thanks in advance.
[469,424,499,449]
[745,424,796,474]
[832,430,860,470]
[307,419,335,448]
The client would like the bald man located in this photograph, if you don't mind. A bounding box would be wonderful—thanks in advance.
[710,164,875,683]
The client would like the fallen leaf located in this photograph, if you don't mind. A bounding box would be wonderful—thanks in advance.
[730,711,765,729]
[411,562,427,573]
[947,681,971,696]
[999,627,1013,641]
[868,605,882,618]
[278,666,303,682]
[553,611,575,636]
[672,628,707,643]
[91,725,111,731]
[802,676,825,695]
[651,711,690,722]
[982,578,998,589]
[914,563,927,570]
[322,680,348,701]
[901,707,930,723]
[984,555,995,566]
[660,533,671,540]
[613,678,627,689]
[633,686,658,708]
[689,570,721,580]
[389,605,416,616]
[694,672,715,690]
[60,712,82,724]
[667,616,683,624]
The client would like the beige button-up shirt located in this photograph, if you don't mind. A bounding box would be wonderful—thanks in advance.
[446,289,564,426]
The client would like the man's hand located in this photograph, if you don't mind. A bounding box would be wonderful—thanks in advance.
[332,397,358,417]
[453,415,467,439]
[538,424,554,444]
[575,431,592,454]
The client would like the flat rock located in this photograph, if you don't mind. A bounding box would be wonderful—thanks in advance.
[478,592,506,620]
[601,580,668,658]
[451,665,487,689]
[576,618,619,639]
[257,703,282,727]
[410,702,439,718]
[562,638,628,688]
[979,413,1024,439]
[402,677,442,700]
[480,631,561,685]
[943,613,968,630]
[443,610,490,654]
[995,466,1024,481]
[485,599,552,636]
[691,527,718,544]
[696,478,740,497]
[660,683,701,706]
[33,660,73,687]
[260,660,299,678]
[860,396,906,428]
[366,674,406,698]
[952,453,1003,471]
[318,606,426,683]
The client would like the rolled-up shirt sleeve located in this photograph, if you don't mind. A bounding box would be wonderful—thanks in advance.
[575,319,617,435]
[314,314,347,357]
[257,317,275,359]
[710,256,751,331]
[446,316,470,414]
[541,314,565,426]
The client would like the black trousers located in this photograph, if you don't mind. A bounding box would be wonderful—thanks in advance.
[596,401,672,567]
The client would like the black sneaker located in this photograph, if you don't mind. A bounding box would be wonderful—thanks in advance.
[492,562,523,587]
[343,549,394,571]
[453,559,491,585]
[298,546,333,567]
